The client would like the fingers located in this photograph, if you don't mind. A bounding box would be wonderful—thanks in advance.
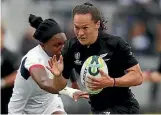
[87,75,100,88]
[84,95,89,99]
[48,55,58,67]
[50,55,57,64]
[46,66,52,72]
[48,59,53,68]
[73,92,80,102]
[98,69,107,77]
[48,55,63,66]
[53,55,57,63]
[86,80,99,86]
[73,96,78,102]
[48,56,55,67]
[87,85,100,90]
[73,92,89,102]
[59,55,63,65]
[80,94,89,99]
[73,95,89,102]
[87,75,99,82]
[86,76,102,90]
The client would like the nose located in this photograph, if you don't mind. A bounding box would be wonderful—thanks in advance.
[78,29,84,36]
[59,44,64,51]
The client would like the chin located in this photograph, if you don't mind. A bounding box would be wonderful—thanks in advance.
[79,40,88,46]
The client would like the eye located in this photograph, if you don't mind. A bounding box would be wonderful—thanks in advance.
[83,27,88,30]
[75,26,79,30]
[53,43,64,48]
[53,44,59,47]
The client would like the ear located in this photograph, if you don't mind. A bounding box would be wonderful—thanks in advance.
[40,42,45,47]
[96,20,100,29]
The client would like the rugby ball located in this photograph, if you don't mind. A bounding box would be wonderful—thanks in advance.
[80,55,108,94]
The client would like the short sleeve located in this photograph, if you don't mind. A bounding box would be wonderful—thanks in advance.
[61,40,74,79]
[117,38,138,70]
[24,56,44,71]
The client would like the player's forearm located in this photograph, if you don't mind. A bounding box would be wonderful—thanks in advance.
[115,71,143,87]
[40,76,67,94]
[39,79,59,94]
[30,67,67,93]
[53,75,67,91]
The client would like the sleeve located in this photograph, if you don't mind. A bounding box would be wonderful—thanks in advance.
[69,69,78,82]
[61,40,74,79]
[117,38,138,70]
[24,56,44,72]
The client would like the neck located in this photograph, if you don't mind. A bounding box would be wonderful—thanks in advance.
[40,45,51,57]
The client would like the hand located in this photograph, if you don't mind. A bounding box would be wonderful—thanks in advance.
[143,71,151,81]
[86,69,114,91]
[73,91,89,102]
[47,55,64,77]
[150,72,161,83]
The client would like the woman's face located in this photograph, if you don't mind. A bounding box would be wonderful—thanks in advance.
[42,33,67,58]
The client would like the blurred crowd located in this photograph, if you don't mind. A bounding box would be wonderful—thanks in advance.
[1,0,161,114]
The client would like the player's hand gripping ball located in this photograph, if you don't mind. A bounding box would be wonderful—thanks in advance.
[80,55,108,94]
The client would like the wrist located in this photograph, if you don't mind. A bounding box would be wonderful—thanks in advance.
[55,73,62,78]
[113,78,116,87]
[59,86,81,98]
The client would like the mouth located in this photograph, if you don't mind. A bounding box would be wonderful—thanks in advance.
[78,37,87,41]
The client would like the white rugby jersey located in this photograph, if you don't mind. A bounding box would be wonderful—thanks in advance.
[8,45,65,114]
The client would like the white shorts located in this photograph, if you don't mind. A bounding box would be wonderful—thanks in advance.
[42,96,66,114]
[8,95,66,115]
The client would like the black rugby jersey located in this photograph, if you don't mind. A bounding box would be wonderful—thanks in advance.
[62,32,138,110]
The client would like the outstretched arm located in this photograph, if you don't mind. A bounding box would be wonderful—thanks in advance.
[30,65,67,93]
[87,64,143,90]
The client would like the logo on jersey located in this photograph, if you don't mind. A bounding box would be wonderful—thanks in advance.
[74,52,82,65]
[103,111,110,115]
[100,53,110,62]
[100,53,108,58]
[57,105,61,109]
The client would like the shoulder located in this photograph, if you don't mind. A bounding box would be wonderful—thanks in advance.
[99,32,124,49]
[22,46,43,63]
[26,45,41,57]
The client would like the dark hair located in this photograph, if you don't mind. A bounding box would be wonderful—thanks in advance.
[72,2,107,31]
[29,14,62,43]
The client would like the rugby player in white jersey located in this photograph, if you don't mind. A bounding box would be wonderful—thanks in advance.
[8,14,88,114]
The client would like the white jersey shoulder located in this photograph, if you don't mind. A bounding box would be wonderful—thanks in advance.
[8,45,65,114]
